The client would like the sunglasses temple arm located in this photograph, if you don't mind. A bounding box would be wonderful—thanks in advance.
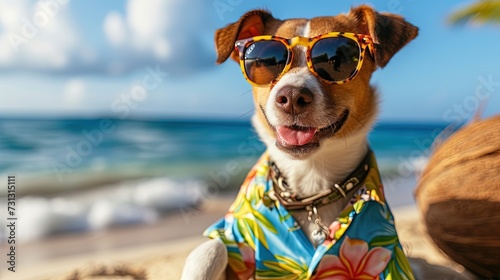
[366,42,377,63]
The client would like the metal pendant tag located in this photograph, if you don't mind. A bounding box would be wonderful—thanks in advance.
[311,227,327,244]
[308,205,330,244]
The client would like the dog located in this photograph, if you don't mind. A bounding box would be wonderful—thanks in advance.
[182,5,418,280]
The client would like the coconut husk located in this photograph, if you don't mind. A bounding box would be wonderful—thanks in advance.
[415,115,500,279]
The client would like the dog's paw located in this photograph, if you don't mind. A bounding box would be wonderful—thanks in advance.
[181,239,228,280]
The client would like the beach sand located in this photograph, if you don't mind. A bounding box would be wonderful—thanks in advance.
[8,194,476,280]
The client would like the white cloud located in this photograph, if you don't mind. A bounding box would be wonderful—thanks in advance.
[103,12,127,46]
[0,0,215,76]
[0,0,95,73]
[63,79,86,106]
[126,0,166,44]
[102,0,214,75]
[153,37,170,59]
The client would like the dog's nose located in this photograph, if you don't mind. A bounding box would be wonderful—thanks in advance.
[275,86,314,115]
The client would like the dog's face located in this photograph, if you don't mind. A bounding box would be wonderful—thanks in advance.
[215,6,418,159]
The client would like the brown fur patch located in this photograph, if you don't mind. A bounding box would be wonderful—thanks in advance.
[214,6,417,143]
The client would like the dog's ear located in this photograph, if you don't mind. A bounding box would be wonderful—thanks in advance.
[350,5,418,68]
[215,9,276,64]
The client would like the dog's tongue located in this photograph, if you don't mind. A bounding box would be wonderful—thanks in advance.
[276,126,317,146]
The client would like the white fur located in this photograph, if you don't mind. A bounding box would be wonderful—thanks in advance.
[264,67,324,127]
[181,19,377,280]
[292,20,310,68]
[253,110,375,239]
[302,21,311,37]
[181,239,227,280]
[261,18,374,197]
[255,117,372,197]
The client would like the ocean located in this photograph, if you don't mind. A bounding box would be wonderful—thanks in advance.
[0,117,448,243]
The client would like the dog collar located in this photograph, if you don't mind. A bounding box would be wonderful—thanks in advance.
[270,150,372,243]
[269,150,372,211]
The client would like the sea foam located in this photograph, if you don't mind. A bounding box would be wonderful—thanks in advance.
[0,177,207,243]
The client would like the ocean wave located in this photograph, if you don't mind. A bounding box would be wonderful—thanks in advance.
[377,154,429,178]
[0,177,207,243]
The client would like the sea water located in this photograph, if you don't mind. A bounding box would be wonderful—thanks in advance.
[0,117,448,242]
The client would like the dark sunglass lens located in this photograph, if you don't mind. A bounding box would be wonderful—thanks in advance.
[310,37,360,82]
[244,41,288,85]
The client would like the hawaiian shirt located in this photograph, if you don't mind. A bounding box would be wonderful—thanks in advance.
[205,151,414,280]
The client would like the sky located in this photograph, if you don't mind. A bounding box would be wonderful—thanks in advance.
[0,0,498,122]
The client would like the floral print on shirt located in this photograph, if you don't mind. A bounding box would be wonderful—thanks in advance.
[205,151,414,280]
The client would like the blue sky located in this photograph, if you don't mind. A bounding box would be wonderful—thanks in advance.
[0,0,498,122]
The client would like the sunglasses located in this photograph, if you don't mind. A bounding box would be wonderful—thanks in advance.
[234,32,374,87]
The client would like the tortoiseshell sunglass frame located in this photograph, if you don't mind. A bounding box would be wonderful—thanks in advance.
[234,32,375,87]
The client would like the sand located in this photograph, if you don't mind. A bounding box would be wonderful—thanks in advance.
[6,195,476,280]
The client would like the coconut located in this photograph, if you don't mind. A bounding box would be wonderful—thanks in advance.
[415,115,500,278]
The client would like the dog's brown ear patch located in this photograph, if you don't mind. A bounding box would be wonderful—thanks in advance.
[350,5,418,68]
[215,9,276,64]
